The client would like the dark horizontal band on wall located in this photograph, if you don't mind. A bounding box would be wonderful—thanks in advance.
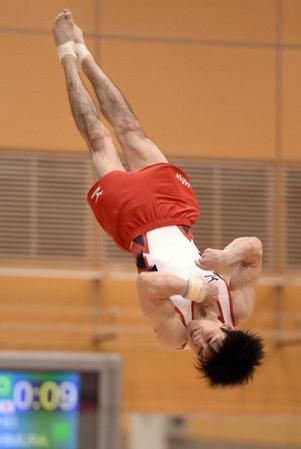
[2,27,301,50]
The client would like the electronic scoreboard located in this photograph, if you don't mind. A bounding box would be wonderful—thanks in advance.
[0,351,121,449]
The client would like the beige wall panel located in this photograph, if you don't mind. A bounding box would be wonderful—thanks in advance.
[282,50,301,160]
[106,337,301,414]
[188,415,301,447]
[0,34,95,152]
[282,0,301,44]
[0,278,95,306]
[0,277,98,349]
[0,274,301,413]
[101,0,277,43]
[0,0,95,33]
[0,335,95,351]
[99,40,276,159]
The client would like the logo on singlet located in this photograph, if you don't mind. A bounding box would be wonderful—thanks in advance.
[204,274,219,283]
[176,173,191,188]
[91,186,103,203]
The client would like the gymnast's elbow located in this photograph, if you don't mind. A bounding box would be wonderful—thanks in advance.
[250,236,262,253]
[247,236,263,263]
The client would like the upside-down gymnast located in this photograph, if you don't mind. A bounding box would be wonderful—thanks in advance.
[52,9,264,388]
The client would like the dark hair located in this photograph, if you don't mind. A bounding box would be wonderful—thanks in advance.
[195,330,265,388]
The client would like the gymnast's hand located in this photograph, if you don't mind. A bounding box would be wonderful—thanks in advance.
[196,248,225,271]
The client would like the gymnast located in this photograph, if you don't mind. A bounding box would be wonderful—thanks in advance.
[52,9,264,388]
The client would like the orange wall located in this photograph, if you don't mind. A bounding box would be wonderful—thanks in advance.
[0,0,301,160]
[1,0,301,434]
[0,276,300,417]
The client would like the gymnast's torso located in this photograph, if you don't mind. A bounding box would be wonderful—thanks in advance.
[131,225,236,328]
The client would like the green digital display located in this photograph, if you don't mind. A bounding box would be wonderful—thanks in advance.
[0,371,80,449]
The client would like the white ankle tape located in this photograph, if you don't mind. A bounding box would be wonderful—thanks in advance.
[75,43,91,67]
[57,41,76,63]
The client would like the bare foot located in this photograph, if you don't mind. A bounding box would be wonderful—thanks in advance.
[52,9,75,46]
[73,24,85,45]
[62,8,85,44]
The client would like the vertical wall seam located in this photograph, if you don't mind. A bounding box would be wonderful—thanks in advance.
[94,0,101,63]
[275,0,284,274]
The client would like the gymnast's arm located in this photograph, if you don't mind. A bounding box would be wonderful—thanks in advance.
[197,237,263,320]
[136,272,219,347]
[136,271,218,301]
[136,272,188,348]
[136,272,188,300]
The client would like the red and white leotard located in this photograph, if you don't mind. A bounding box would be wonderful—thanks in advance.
[87,163,200,251]
[87,162,235,328]
[131,225,236,328]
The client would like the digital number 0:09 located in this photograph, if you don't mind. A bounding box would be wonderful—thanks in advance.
[13,380,78,411]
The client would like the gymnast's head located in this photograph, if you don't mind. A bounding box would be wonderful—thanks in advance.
[187,319,265,388]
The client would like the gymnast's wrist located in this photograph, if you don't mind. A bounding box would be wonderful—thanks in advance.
[182,279,190,298]
[184,277,206,303]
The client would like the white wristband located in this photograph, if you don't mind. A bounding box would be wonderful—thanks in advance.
[56,41,76,63]
[75,43,91,67]
[185,278,206,303]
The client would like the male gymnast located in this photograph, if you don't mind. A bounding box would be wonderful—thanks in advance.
[52,9,264,388]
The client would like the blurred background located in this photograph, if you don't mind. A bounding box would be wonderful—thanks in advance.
[1,0,301,448]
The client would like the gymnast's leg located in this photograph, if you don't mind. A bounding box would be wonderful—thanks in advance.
[66,10,168,172]
[52,10,125,178]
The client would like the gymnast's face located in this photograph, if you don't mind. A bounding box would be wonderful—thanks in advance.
[187,319,233,360]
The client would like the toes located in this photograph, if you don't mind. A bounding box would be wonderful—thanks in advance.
[54,12,65,24]
[63,8,72,14]
[64,9,74,24]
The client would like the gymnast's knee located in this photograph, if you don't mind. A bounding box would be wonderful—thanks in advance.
[114,117,145,142]
[87,123,112,153]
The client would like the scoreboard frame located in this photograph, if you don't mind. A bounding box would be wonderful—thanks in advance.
[0,351,121,449]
